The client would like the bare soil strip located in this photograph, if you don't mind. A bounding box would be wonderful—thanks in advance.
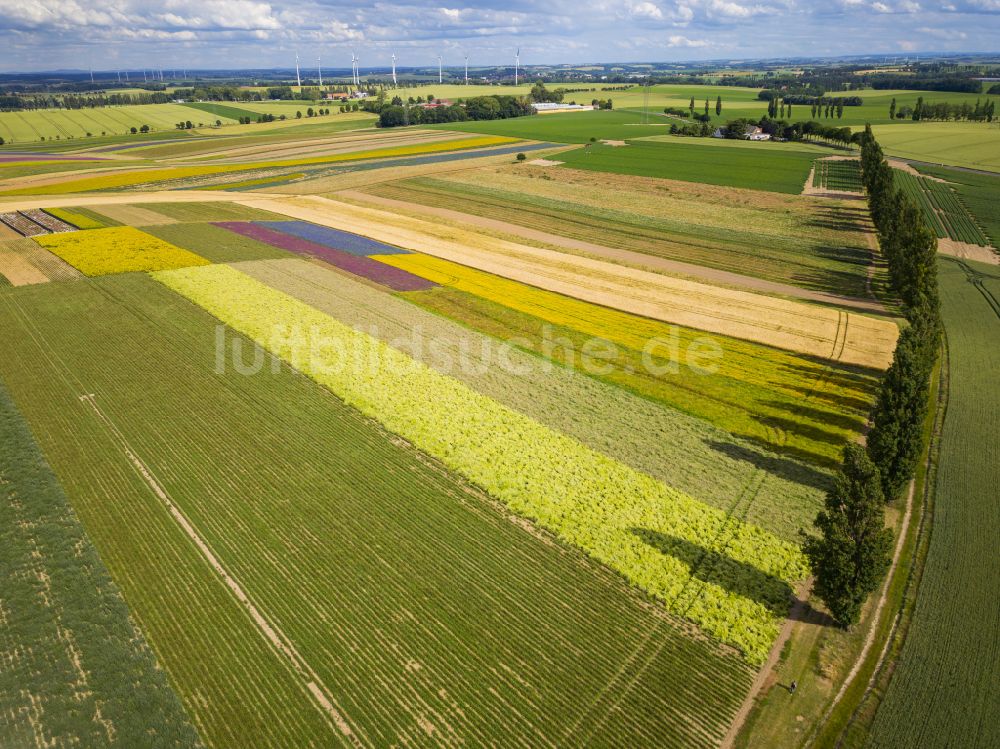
[236,194,898,369]
[338,189,886,313]
[937,237,999,265]
[79,393,361,746]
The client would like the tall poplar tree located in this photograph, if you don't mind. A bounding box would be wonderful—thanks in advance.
[803,444,894,627]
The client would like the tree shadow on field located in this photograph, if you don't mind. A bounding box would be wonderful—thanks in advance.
[706,439,833,493]
[630,530,794,617]
[760,399,868,435]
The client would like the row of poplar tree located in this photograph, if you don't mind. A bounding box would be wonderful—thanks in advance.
[804,124,941,627]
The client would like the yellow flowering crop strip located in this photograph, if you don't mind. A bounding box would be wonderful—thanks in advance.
[35,226,210,276]
[155,263,808,663]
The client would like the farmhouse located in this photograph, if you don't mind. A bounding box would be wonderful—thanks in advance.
[531,102,597,113]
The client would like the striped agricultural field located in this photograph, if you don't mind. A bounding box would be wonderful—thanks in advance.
[0,273,757,748]
[235,195,899,370]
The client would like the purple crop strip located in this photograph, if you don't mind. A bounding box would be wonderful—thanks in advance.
[213,222,437,292]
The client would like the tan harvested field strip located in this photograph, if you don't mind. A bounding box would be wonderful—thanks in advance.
[338,189,885,313]
[0,238,83,284]
[0,223,20,240]
[0,247,48,285]
[237,194,899,368]
[87,204,180,226]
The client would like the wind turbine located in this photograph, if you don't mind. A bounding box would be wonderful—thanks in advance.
[391,52,397,86]
[438,55,443,84]
[464,55,469,85]
[142,69,147,83]
[317,55,323,87]
[352,51,359,87]
[514,48,520,86]
[295,51,302,89]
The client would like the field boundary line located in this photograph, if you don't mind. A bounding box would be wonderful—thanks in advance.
[78,392,363,747]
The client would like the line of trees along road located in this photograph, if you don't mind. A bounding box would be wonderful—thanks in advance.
[804,125,941,627]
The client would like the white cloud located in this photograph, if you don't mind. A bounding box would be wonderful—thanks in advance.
[667,34,709,46]
[916,25,967,37]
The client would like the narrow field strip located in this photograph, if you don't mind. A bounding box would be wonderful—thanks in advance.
[0,275,754,746]
[237,195,898,368]
[157,263,809,663]
[237,257,827,541]
[0,237,82,284]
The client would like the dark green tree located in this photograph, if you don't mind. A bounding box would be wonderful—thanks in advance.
[803,444,894,626]
[689,96,695,116]
[715,96,722,116]
[889,97,897,119]
[704,99,709,116]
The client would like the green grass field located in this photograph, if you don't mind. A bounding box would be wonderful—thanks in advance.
[359,171,874,297]
[431,109,681,142]
[870,121,1000,172]
[0,104,240,144]
[869,259,1000,748]
[0,273,757,747]
[555,139,818,193]
[0,380,200,747]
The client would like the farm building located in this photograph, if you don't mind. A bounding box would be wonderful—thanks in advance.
[531,102,597,113]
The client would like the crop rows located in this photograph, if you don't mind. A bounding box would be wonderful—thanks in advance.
[239,257,829,542]
[159,263,810,663]
[0,380,199,747]
[34,226,209,275]
[0,274,754,747]
[920,177,990,246]
[893,169,989,245]
[916,166,1000,251]
[812,159,862,192]
[869,259,1000,748]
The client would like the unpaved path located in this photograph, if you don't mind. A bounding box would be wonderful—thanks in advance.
[720,581,812,749]
[938,237,999,265]
[724,475,915,747]
[337,189,887,314]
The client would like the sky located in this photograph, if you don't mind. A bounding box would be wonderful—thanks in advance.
[0,0,996,73]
